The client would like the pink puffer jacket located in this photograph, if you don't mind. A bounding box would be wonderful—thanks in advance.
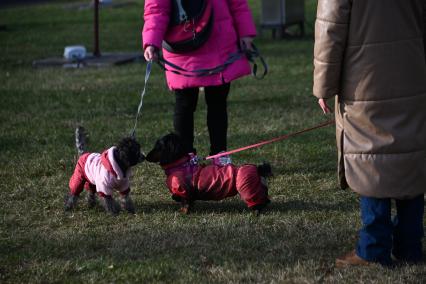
[142,0,256,90]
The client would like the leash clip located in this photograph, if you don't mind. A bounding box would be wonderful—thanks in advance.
[189,152,199,166]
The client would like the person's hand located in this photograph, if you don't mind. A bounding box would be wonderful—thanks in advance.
[240,37,253,51]
[318,98,332,114]
[144,45,158,61]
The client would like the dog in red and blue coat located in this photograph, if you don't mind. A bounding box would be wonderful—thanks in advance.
[65,127,145,215]
[146,133,272,214]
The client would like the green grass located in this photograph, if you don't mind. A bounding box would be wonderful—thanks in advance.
[1,0,425,283]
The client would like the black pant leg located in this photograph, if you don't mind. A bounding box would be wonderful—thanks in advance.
[204,83,231,155]
[174,87,199,153]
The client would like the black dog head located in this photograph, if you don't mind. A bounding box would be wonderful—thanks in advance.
[146,133,186,165]
[114,137,145,171]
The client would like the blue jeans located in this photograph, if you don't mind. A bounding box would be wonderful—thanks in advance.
[356,195,424,265]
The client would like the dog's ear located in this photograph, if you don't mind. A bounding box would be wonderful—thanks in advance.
[146,133,185,164]
[159,133,186,165]
[146,135,167,163]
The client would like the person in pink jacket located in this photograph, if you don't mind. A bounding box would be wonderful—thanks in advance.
[142,0,256,159]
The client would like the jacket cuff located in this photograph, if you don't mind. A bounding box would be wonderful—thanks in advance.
[142,32,162,50]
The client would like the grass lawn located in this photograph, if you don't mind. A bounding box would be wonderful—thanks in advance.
[0,0,425,283]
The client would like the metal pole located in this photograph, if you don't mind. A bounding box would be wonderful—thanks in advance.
[94,0,101,57]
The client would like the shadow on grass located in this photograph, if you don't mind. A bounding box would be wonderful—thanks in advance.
[137,199,357,215]
[7,213,353,266]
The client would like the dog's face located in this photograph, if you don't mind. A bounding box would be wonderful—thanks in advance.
[146,133,186,165]
[116,137,145,168]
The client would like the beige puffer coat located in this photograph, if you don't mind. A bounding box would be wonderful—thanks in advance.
[314,0,426,198]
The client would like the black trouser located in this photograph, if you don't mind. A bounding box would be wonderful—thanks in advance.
[174,83,230,155]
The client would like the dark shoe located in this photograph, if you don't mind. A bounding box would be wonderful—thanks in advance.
[336,250,371,267]
[86,191,97,208]
[120,194,135,214]
[75,126,88,156]
[100,196,121,215]
[64,194,79,211]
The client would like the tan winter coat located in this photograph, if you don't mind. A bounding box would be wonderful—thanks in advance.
[313,0,426,198]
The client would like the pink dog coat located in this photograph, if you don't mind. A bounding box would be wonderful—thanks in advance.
[69,147,131,197]
[161,155,269,208]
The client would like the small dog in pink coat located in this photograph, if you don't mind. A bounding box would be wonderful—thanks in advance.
[65,127,145,215]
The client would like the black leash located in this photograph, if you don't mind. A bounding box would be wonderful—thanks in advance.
[156,43,268,79]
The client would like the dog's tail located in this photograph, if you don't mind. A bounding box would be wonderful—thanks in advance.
[257,161,272,178]
[75,126,88,156]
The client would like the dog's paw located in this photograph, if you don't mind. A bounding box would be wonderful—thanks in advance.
[64,194,79,211]
[121,195,136,214]
[179,206,190,214]
[252,209,261,217]
[100,196,121,215]
[250,202,270,216]
[179,201,192,214]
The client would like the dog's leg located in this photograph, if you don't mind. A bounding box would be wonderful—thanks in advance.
[250,204,266,216]
[120,193,136,214]
[86,191,97,208]
[179,200,192,214]
[64,194,79,211]
[100,195,121,215]
[250,202,271,216]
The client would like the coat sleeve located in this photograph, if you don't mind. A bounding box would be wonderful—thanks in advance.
[142,0,171,50]
[313,0,352,99]
[226,0,257,38]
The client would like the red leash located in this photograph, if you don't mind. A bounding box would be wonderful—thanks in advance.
[204,119,335,160]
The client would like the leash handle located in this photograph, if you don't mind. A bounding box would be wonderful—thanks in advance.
[131,60,152,137]
[245,43,268,80]
[204,119,335,160]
